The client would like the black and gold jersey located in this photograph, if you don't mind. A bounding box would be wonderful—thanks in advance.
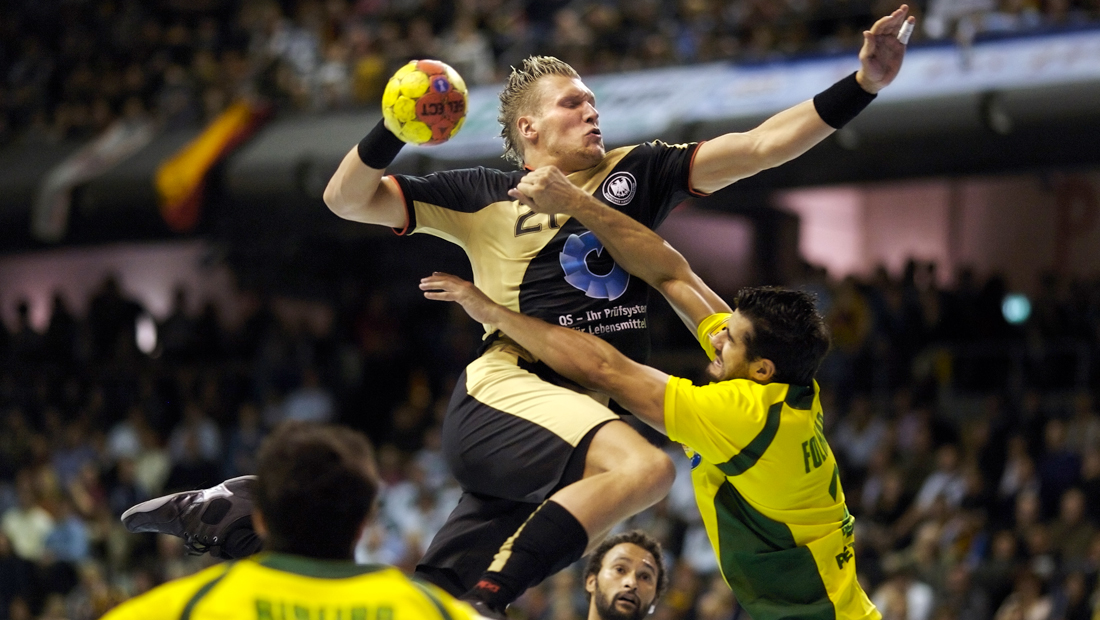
[391,141,702,363]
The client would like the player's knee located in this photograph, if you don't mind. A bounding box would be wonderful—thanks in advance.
[648,450,676,495]
[622,447,674,497]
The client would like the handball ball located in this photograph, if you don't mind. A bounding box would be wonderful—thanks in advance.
[382,60,468,145]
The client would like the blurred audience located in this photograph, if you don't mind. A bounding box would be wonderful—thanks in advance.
[4,0,1100,147]
[4,253,1100,620]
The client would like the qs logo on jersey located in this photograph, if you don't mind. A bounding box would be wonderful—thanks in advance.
[602,172,637,206]
[560,231,630,300]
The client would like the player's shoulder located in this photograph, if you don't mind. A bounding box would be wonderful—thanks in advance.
[159,562,234,590]
[602,141,698,172]
[647,139,697,151]
[398,165,523,211]
[327,569,479,619]
[424,165,524,185]
[717,380,816,414]
[408,577,482,620]
[605,141,695,154]
[686,377,790,408]
[100,563,232,620]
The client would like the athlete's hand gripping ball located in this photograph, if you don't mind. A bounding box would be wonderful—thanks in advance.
[382,60,468,145]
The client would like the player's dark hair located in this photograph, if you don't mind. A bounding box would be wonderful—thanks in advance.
[734,286,831,386]
[583,530,669,602]
[498,55,580,166]
[255,421,378,559]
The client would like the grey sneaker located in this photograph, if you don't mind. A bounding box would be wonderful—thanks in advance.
[121,475,256,556]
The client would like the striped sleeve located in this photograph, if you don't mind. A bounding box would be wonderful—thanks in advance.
[664,377,768,465]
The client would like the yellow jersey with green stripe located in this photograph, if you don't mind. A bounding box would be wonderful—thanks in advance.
[662,313,880,620]
[101,553,479,620]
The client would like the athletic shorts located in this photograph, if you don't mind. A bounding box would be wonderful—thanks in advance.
[415,339,619,595]
[441,340,620,502]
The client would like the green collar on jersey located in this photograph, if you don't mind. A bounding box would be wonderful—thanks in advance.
[255,553,390,579]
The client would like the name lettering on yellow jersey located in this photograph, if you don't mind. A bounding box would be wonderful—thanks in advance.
[255,598,394,620]
[835,543,854,569]
[801,413,831,474]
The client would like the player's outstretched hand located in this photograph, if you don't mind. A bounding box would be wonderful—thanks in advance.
[508,166,586,216]
[420,272,499,325]
[856,4,915,94]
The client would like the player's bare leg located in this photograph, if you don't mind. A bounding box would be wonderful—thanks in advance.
[551,420,675,551]
[463,420,674,616]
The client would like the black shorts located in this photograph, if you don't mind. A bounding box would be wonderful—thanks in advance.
[415,341,618,595]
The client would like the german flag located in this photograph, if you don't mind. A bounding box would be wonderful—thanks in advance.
[156,100,270,232]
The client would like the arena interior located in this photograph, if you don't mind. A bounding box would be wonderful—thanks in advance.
[2,0,1100,619]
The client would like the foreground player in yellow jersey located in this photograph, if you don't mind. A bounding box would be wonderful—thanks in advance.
[422,185,879,620]
[102,421,479,620]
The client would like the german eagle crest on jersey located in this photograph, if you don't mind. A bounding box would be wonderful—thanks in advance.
[602,172,637,206]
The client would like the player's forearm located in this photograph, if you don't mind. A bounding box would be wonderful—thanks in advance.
[566,197,728,329]
[751,100,838,168]
[489,303,669,432]
[692,101,834,194]
[566,195,687,289]
[423,272,671,431]
[485,302,628,392]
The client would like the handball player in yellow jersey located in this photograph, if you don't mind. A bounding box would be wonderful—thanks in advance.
[102,422,480,620]
[421,174,884,619]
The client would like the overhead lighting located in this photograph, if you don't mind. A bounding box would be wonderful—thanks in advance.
[1001,293,1031,325]
[136,313,158,355]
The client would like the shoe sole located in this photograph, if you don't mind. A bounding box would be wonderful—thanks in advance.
[121,475,257,534]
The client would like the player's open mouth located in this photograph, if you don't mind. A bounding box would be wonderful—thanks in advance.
[614,594,639,609]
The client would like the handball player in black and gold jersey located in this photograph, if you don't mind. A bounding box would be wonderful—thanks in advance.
[105,422,479,620]
[122,5,913,617]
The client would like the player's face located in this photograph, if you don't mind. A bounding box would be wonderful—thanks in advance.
[707,310,756,382]
[586,543,658,620]
[528,75,604,172]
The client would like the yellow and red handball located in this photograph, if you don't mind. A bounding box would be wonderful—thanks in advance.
[382,59,468,145]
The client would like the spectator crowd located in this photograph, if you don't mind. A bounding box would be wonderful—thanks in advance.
[1,257,1100,620]
[4,0,1100,146]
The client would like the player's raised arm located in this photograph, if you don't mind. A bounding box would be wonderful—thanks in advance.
[690,5,915,194]
[421,272,672,432]
[511,167,730,334]
[324,61,468,229]
[322,123,409,228]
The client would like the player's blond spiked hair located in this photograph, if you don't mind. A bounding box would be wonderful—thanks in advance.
[498,56,580,167]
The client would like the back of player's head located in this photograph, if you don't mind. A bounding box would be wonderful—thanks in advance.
[583,530,669,601]
[734,286,831,386]
[255,421,378,559]
[498,55,580,166]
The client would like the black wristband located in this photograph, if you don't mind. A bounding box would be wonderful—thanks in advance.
[357,119,406,169]
[812,72,876,129]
